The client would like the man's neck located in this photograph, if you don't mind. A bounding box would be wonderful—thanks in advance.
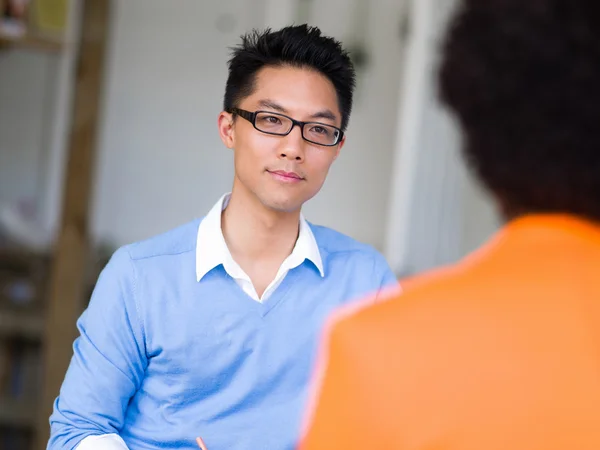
[221,188,301,264]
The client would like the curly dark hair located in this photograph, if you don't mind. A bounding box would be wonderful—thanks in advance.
[224,24,356,132]
[439,0,600,220]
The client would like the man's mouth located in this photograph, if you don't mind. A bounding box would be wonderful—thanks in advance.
[267,170,304,182]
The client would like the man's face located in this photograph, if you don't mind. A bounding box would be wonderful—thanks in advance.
[218,65,345,213]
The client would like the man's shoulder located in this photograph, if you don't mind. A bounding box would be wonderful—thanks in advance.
[336,255,488,337]
[122,218,202,261]
[308,222,382,259]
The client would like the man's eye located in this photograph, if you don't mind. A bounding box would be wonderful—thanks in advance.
[311,126,328,135]
[265,116,282,124]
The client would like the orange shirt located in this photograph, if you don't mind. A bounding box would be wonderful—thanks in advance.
[300,215,600,450]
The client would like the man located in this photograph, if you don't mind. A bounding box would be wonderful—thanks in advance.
[300,1,600,449]
[48,25,397,450]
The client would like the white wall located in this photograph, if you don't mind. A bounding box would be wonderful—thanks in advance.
[0,0,81,250]
[0,50,58,216]
[300,0,407,250]
[384,0,501,276]
[91,0,256,247]
[91,0,407,249]
[462,173,500,255]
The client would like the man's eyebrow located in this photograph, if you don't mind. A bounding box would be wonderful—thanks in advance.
[310,109,338,122]
[258,99,288,113]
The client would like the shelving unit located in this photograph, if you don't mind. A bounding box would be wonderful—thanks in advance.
[0,1,111,449]
[0,30,63,51]
[0,247,47,450]
[0,303,45,340]
[0,245,50,448]
[0,397,37,429]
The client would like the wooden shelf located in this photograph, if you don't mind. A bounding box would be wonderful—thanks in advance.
[0,30,63,52]
[0,397,37,429]
[0,308,44,341]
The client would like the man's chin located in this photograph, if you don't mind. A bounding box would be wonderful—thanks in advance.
[260,196,304,214]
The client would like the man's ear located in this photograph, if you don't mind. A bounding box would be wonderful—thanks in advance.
[218,111,235,148]
[332,135,346,161]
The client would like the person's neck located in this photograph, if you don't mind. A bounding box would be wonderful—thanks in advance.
[221,186,301,264]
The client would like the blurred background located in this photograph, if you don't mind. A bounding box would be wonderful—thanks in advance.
[0,0,500,448]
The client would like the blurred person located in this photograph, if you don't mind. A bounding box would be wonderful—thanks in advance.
[48,25,397,450]
[299,0,600,449]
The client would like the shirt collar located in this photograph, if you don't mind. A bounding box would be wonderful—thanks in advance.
[195,193,324,282]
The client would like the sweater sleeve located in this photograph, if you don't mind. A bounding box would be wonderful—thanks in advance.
[372,251,400,300]
[47,247,147,450]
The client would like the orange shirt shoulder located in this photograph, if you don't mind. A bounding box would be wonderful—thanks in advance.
[300,215,600,450]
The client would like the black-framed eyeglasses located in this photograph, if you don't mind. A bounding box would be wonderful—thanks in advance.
[228,108,344,147]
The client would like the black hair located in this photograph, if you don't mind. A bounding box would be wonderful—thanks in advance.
[224,24,355,132]
[439,0,600,220]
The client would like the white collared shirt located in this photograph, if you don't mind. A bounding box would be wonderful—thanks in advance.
[195,193,324,301]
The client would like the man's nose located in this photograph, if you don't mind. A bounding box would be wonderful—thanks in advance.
[278,125,305,161]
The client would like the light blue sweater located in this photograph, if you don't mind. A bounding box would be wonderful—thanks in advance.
[48,219,397,450]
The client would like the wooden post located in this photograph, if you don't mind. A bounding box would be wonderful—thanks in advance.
[35,1,111,448]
